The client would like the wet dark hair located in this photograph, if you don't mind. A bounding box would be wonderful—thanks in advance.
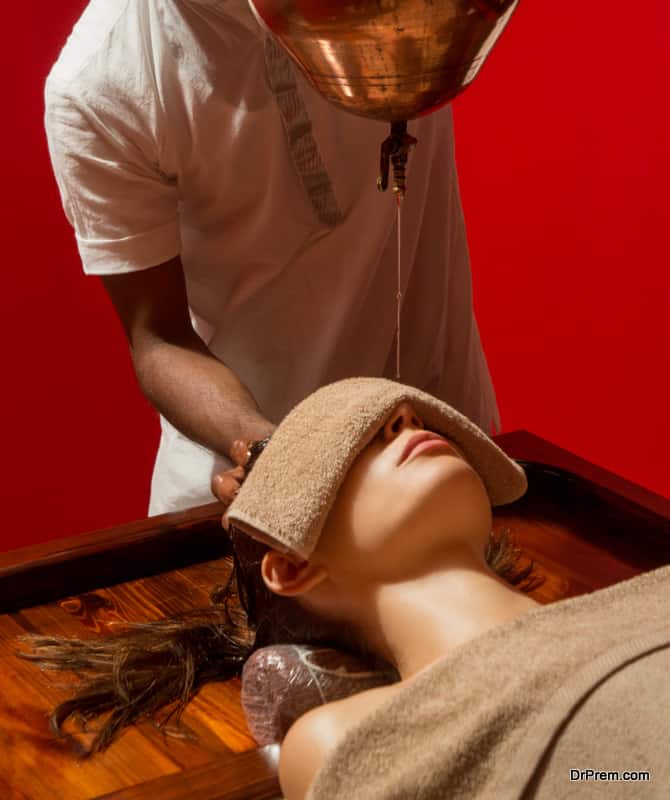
[18,524,541,756]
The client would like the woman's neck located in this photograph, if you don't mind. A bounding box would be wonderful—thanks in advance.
[357,546,540,681]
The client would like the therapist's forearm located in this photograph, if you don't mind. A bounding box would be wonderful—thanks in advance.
[132,331,275,457]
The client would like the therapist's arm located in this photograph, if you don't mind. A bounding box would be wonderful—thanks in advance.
[100,255,276,500]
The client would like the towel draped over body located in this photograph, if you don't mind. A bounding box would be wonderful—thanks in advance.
[308,564,670,799]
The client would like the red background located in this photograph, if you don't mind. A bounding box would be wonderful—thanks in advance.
[2,2,668,552]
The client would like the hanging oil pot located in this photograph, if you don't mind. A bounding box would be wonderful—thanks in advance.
[247,0,520,197]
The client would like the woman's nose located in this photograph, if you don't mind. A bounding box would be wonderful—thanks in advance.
[381,402,424,441]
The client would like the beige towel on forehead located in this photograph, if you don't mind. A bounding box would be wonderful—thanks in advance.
[227,377,527,558]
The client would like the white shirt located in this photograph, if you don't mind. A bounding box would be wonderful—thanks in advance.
[45,0,500,514]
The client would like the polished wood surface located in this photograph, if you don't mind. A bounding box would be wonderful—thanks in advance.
[1,431,668,799]
[0,559,277,800]
[0,502,229,615]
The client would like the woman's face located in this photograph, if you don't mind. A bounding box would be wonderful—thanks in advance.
[311,402,493,582]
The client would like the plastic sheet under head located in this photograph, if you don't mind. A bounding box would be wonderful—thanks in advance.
[241,644,398,745]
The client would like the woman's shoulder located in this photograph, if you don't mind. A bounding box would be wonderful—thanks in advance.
[279,682,400,799]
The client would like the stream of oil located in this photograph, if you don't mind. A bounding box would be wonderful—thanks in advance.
[395,195,402,379]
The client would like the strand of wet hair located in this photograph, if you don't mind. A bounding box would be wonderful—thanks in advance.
[17,596,255,756]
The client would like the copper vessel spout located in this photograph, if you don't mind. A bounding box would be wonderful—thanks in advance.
[248,0,520,197]
[377,121,418,198]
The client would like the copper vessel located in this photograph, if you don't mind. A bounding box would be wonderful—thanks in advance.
[248,0,519,122]
[248,0,520,196]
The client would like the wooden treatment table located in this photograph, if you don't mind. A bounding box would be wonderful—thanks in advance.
[1,431,669,800]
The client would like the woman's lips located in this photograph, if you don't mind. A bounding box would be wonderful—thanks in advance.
[398,432,453,466]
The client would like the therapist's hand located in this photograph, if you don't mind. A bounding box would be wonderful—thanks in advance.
[211,438,253,512]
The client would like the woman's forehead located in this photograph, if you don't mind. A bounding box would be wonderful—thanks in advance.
[227,378,528,560]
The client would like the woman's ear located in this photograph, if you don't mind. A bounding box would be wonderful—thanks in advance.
[261,550,327,596]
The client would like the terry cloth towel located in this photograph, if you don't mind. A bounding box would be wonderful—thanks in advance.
[308,564,670,799]
[227,377,527,558]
